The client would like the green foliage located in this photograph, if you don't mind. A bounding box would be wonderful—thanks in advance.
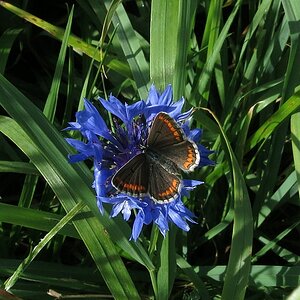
[0,0,299,299]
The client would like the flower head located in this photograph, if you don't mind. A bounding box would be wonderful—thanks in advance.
[66,85,214,240]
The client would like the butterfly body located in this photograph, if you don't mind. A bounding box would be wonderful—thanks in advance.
[146,148,180,175]
[112,112,200,203]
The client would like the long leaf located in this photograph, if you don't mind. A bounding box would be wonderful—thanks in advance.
[198,109,253,300]
[0,116,140,299]
[103,0,150,99]
[43,6,73,122]
[0,1,131,78]
[0,75,156,298]
[245,91,300,152]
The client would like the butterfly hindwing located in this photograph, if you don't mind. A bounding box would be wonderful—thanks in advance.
[148,159,181,203]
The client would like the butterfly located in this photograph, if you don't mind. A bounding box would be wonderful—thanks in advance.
[112,112,200,203]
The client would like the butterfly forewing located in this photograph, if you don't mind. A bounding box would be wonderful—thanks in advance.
[112,153,149,197]
[148,112,185,148]
[148,112,200,172]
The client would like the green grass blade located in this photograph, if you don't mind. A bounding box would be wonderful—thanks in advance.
[0,203,79,239]
[17,174,38,208]
[4,202,86,290]
[252,218,300,263]
[0,28,22,74]
[150,0,196,98]
[156,231,176,300]
[0,116,140,299]
[199,109,253,300]
[150,0,179,92]
[0,1,131,78]
[103,0,149,99]
[173,1,197,98]
[283,0,300,208]
[257,171,297,228]
[0,161,38,175]
[291,112,300,199]
[252,125,289,225]
[0,75,157,298]
[258,236,300,264]
[229,0,273,96]
[192,0,242,105]
[176,255,210,299]
[245,91,300,152]
[43,7,73,123]
[197,265,300,287]
[197,209,234,246]
[195,0,222,103]
[0,259,108,293]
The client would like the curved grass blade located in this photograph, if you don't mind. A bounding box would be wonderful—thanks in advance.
[197,109,253,300]
[176,254,210,299]
[0,75,157,298]
[245,90,300,153]
[4,202,86,290]
[0,1,131,79]
[103,0,150,99]
[0,161,38,175]
[43,7,73,123]
[0,74,154,272]
[0,28,23,74]
[0,203,79,239]
[0,116,140,299]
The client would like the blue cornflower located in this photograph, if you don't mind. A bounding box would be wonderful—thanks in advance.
[66,85,214,241]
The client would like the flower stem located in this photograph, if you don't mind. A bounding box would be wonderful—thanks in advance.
[148,225,159,257]
[149,268,158,299]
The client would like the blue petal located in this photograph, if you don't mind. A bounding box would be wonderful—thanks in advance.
[171,200,197,223]
[122,201,132,221]
[154,207,169,236]
[77,100,119,145]
[130,210,145,241]
[168,97,185,118]
[182,179,204,188]
[63,122,81,131]
[146,84,159,105]
[189,128,203,142]
[94,167,113,198]
[96,197,104,214]
[111,202,126,218]
[158,85,173,106]
[65,138,87,150]
[99,95,126,122]
[168,208,190,231]
[99,96,146,126]
[126,100,146,122]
